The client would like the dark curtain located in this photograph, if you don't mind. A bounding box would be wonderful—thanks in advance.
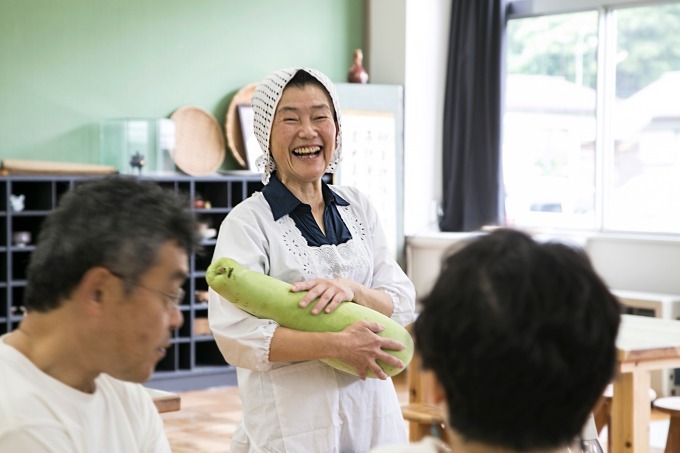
[439,0,505,232]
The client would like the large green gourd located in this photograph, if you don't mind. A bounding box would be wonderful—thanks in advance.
[206,257,413,378]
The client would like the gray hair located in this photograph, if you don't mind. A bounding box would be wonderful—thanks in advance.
[24,176,200,312]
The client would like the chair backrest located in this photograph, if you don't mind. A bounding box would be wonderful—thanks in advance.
[406,323,439,405]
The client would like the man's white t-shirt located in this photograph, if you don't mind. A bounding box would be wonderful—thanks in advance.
[0,337,171,452]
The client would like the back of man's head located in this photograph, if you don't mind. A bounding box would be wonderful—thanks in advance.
[414,228,621,451]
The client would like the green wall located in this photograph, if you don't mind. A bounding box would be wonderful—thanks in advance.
[0,0,364,169]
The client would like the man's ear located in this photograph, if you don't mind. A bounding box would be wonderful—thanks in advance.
[72,267,113,309]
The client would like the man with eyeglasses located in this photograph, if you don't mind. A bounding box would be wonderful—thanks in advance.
[0,176,200,452]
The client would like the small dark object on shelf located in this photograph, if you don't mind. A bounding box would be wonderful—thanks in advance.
[130,151,145,174]
[11,305,27,315]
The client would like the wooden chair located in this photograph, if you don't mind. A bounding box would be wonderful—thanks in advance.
[594,383,657,432]
[400,323,448,442]
[593,383,657,451]
[593,384,618,435]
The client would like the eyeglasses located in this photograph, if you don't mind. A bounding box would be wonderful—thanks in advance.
[109,270,185,310]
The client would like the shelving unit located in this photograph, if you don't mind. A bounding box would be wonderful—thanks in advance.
[0,172,264,391]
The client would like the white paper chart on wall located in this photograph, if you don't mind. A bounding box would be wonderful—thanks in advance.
[335,109,397,259]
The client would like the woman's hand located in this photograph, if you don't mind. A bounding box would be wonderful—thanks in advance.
[269,322,405,379]
[291,278,395,317]
[291,277,356,315]
[335,320,406,380]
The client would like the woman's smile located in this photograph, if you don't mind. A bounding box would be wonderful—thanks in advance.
[292,145,322,157]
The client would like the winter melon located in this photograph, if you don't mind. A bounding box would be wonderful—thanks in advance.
[206,257,413,378]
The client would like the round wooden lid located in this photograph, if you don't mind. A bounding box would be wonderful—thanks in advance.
[170,106,225,176]
[225,83,258,168]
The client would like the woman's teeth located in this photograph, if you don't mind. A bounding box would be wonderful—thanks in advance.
[293,146,321,157]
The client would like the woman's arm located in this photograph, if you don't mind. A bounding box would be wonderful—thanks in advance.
[358,188,416,326]
[208,199,279,371]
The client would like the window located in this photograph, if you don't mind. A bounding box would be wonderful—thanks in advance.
[503,1,680,234]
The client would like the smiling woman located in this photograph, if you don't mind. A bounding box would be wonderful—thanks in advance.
[208,67,416,453]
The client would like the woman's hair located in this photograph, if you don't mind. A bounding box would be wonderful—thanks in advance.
[285,70,337,122]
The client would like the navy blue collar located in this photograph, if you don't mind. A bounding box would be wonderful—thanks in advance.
[262,173,349,221]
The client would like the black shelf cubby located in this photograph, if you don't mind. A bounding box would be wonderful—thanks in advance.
[0,172,264,391]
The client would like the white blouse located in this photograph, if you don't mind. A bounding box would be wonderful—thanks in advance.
[209,185,416,453]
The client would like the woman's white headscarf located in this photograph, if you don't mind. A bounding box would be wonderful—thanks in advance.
[250,67,343,185]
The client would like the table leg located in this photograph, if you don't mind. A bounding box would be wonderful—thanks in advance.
[610,370,651,453]
[409,421,432,442]
[667,415,680,453]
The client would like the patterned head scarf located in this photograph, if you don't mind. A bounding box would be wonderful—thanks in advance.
[251,67,343,185]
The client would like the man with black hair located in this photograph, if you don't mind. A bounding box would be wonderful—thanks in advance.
[374,228,620,453]
[0,176,200,452]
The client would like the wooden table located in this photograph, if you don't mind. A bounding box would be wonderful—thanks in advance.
[145,387,181,413]
[611,314,680,452]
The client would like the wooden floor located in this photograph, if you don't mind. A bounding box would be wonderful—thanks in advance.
[160,373,670,452]
[161,385,243,453]
[161,373,410,453]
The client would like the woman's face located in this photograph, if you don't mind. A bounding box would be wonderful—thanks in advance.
[269,83,338,186]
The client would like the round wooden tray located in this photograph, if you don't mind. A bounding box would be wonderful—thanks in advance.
[225,83,258,168]
[170,106,225,176]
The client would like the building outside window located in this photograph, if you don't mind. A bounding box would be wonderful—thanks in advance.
[503,0,680,234]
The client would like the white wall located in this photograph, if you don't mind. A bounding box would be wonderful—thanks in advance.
[405,231,484,297]
[366,0,406,85]
[585,234,680,295]
[368,0,449,235]
[406,232,680,299]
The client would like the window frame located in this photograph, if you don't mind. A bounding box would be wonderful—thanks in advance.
[508,0,663,18]
[504,0,680,237]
